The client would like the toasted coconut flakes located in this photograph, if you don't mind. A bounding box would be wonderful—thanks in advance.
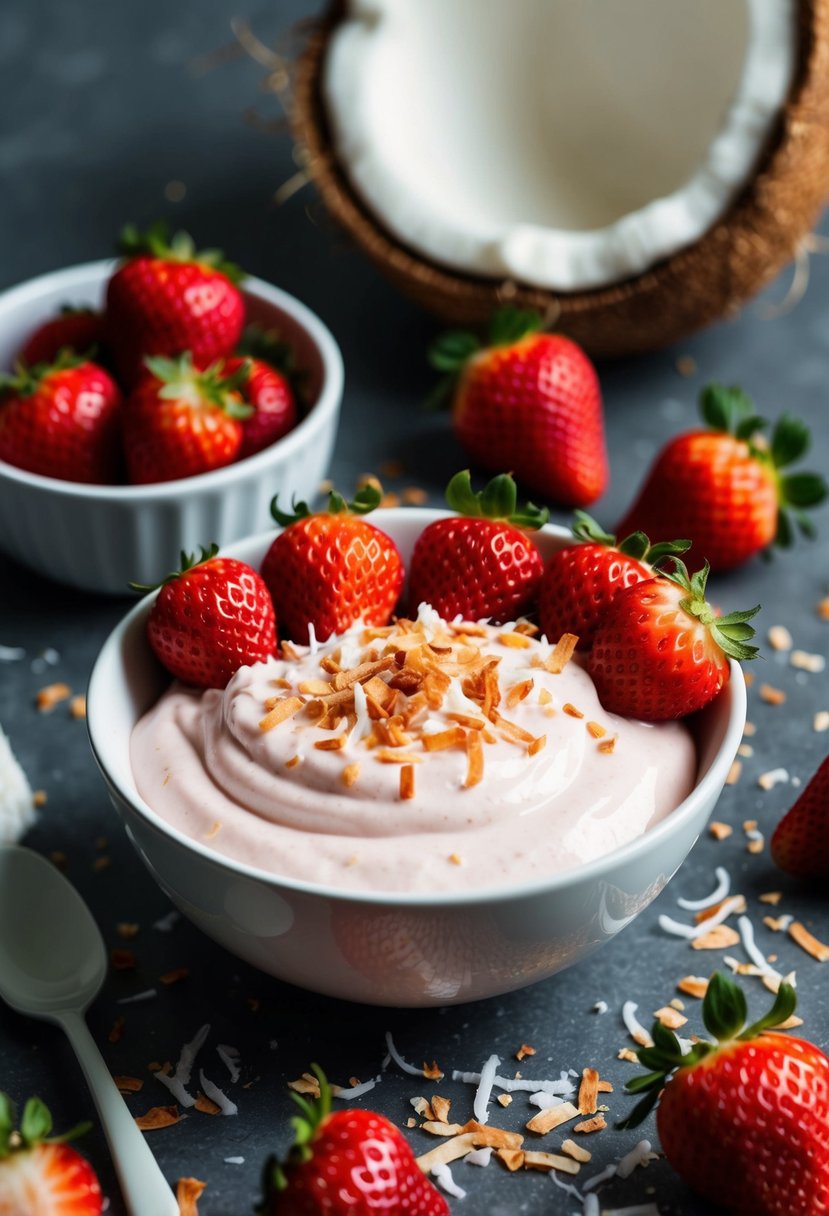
[463,730,484,788]
[497,1148,526,1171]
[788,921,829,962]
[399,764,415,800]
[447,711,486,731]
[597,736,617,754]
[431,1095,451,1123]
[515,1044,536,1062]
[160,967,189,986]
[660,894,745,941]
[176,1177,206,1215]
[110,949,136,971]
[544,633,579,673]
[68,695,87,720]
[194,1093,221,1115]
[693,895,746,924]
[407,1117,416,1128]
[758,767,789,790]
[422,1120,465,1137]
[288,1074,320,1096]
[573,1115,606,1134]
[691,924,740,950]
[526,1100,580,1135]
[202,820,222,842]
[561,1138,592,1163]
[709,821,733,840]
[791,649,825,673]
[506,679,534,707]
[416,1133,480,1170]
[622,1003,653,1048]
[114,1075,143,1094]
[759,891,784,905]
[462,1121,524,1150]
[777,1014,805,1029]
[448,852,462,866]
[597,1079,613,1093]
[498,632,531,649]
[401,486,428,505]
[814,711,829,732]
[726,760,742,785]
[298,678,332,696]
[116,922,139,939]
[744,819,758,831]
[586,721,606,738]
[135,1104,180,1130]
[314,735,347,751]
[747,833,765,854]
[764,914,794,932]
[653,1007,688,1030]
[342,762,361,788]
[35,682,71,712]
[200,1071,237,1115]
[677,865,731,910]
[738,743,754,757]
[743,719,757,736]
[768,625,793,651]
[563,703,584,719]
[259,696,302,731]
[32,790,48,809]
[497,1094,512,1108]
[577,1069,599,1115]
[108,1016,125,1043]
[759,683,786,705]
[538,687,553,706]
[411,1097,434,1119]
[617,1048,639,1063]
[374,748,423,764]
[524,1150,581,1175]
[422,726,466,752]
[527,735,546,756]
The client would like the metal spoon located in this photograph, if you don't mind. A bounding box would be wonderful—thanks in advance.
[0,845,179,1216]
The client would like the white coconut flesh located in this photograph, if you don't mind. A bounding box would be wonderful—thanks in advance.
[323,0,796,291]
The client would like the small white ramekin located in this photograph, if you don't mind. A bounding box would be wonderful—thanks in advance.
[87,512,747,1007]
[0,260,343,594]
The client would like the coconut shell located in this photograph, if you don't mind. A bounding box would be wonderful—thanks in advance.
[291,1,829,358]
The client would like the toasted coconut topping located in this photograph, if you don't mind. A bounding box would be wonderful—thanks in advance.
[176,1177,206,1216]
[708,821,733,840]
[791,649,825,673]
[759,891,784,905]
[464,730,484,788]
[563,703,584,719]
[515,1044,536,1062]
[767,625,793,651]
[677,976,709,999]
[691,924,741,950]
[498,632,531,649]
[496,1148,525,1171]
[524,1150,581,1175]
[259,696,302,731]
[400,765,415,800]
[506,679,534,708]
[597,735,618,754]
[577,1069,599,1115]
[653,1006,688,1030]
[726,760,742,785]
[814,710,829,732]
[135,1104,181,1130]
[542,633,579,674]
[526,1100,580,1134]
[573,1115,606,1134]
[114,1075,143,1093]
[35,682,71,712]
[789,921,829,962]
[759,683,786,705]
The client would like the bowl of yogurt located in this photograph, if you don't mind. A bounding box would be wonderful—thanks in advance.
[87,510,746,1006]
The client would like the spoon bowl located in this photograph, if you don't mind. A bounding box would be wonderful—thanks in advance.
[0,845,178,1216]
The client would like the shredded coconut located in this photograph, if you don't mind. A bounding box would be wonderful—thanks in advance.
[177,1024,210,1086]
[307,622,318,656]
[452,1070,575,1096]
[431,1162,466,1199]
[153,910,180,932]
[155,1070,196,1108]
[658,894,743,941]
[676,865,731,910]
[582,1163,617,1192]
[738,915,786,982]
[592,1001,608,1015]
[621,1002,653,1048]
[758,768,790,791]
[0,724,36,844]
[529,1092,565,1110]
[217,1044,241,1084]
[384,1032,425,1077]
[334,1077,379,1099]
[116,988,157,1005]
[464,1147,492,1167]
[548,1170,583,1202]
[199,1070,238,1116]
[0,645,24,662]
[472,1054,500,1125]
[223,1157,244,1165]
[583,1195,600,1216]
[616,1139,657,1178]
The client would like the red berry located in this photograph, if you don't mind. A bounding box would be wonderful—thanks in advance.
[0,357,122,483]
[588,560,759,720]
[262,486,404,644]
[617,383,826,571]
[143,547,277,689]
[106,223,245,386]
[18,309,106,368]
[770,755,829,879]
[429,307,608,506]
[222,356,297,458]
[0,1094,102,1216]
[408,471,546,624]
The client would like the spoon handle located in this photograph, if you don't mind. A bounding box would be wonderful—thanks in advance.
[59,1010,180,1216]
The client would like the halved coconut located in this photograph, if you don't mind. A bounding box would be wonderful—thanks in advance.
[292,0,829,357]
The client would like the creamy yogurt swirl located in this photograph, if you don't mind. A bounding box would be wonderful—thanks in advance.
[130,609,697,893]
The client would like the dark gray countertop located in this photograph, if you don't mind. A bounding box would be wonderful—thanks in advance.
[1,4,828,1213]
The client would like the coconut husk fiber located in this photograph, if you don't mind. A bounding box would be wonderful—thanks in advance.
[290,0,829,358]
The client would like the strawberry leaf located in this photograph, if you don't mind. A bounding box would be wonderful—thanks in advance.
[0,1093,14,1158]
[740,980,798,1040]
[571,511,616,547]
[427,331,480,373]
[118,221,245,282]
[615,1084,662,1131]
[780,472,827,509]
[699,383,756,434]
[702,971,748,1041]
[771,414,811,468]
[488,305,543,347]
[20,1097,52,1146]
[445,471,549,529]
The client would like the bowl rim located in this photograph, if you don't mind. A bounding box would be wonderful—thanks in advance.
[0,259,344,500]
[87,510,747,908]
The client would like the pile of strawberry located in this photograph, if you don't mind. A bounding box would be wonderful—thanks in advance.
[0,223,298,485]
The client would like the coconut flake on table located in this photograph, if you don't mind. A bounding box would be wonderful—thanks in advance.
[676,865,731,910]
[621,1002,653,1049]
[616,1139,658,1178]
[156,1023,210,1107]
[153,910,181,932]
[472,1054,500,1125]
[117,988,157,1005]
[737,915,789,985]
[224,1157,244,1165]
[384,1031,428,1077]
[658,894,744,940]
[431,1162,466,1199]
[464,1147,493,1167]
[452,1069,575,1096]
[592,1001,608,1015]
[582,1195,599,1216]
[217,1044,241,1084]
[0,645,25,662]
[333,1077,380,1099]
[0,724,37,844]
[199,1070,238,1116]
[529,1092,565,1110]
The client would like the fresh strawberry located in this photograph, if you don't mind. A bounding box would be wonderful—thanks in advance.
[221,356,297,459]
[18,308,106,368]
[262,486,404,644]
[620,972,829,1216]
[407,470,547,623]
[616,383,827,571]
[259,1066,448,1215]
[106,222,245,385]
[122,353,252,484]
[0,1092,101,1215]
[428,306,608,506]
[0,355,122,483]
[136,544,277,689]
[538,511,691,650]
[770,754,829,878]
[588,559,759,720]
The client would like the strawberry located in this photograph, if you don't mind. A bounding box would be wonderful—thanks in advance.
[0,1092,101,1215]
[588,559,759,720]
[770,754,829,878]
[221,356,297,459]
[259,1066,448,1215]
[0,355,122,484]
[619,972,829,1216]
[538,511,691,650]
[122,353,252,484]
[407,470,547,623]
[428,306,608,506]
[136,544,277,689]
[616,383,827,571]
[106,222,245,385]
[17,308,106,368]
[262,486,404,644]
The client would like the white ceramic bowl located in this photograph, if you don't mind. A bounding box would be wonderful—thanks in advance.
[0,260,343,594]
[87,512,746,1007]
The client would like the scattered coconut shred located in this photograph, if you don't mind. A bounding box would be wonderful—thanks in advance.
[0,724,37,844]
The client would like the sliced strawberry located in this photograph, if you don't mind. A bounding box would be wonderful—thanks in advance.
[770,754,829,878]
[407,470,547,624]
[0,1093,101,1216]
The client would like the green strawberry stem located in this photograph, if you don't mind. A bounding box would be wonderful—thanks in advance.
[129,543,220,593]
[426,305,545,410]
[144,352,254,421]
[663,558,760,662]
[118,220,245,283]
[0,1093,91,1158]
[259,1063,331,1200]
[700,383,827,549]
[571,510,691,566]
[617,972,797,1130]
[0,349,85,397]
[445,470,549,530]
[271,483,382,528]
[235,323,310,409]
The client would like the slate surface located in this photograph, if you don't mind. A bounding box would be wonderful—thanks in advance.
[0,3,827,1213]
